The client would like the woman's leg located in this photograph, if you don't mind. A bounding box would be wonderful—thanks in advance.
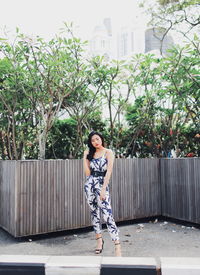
[96,185,122,256]
[114,240,122,257]
[97,186,120,241]
[84,183,102,234]
[84,182,103,252]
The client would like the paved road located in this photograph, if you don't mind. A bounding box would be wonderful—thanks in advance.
[0,218,200,260]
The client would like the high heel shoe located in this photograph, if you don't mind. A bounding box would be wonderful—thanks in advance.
[95,236,104,254]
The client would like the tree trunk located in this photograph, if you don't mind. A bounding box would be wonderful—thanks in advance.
[0,131,6,160]
[38,128,47,160]
[11,114,18,160]
[38,110,47,160]
[108,84,114,147]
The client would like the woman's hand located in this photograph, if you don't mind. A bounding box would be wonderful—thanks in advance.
[100,186,106,201]
[83,150,88,159]
[83,150,90,176]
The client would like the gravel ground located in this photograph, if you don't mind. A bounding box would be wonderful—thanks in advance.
[0,217,200,261]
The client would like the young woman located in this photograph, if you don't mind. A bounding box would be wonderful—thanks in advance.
[83,131,122,257]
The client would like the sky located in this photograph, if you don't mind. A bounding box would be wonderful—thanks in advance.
[0,0,148,40]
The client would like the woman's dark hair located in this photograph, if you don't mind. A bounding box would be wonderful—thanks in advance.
[87,131,105,161]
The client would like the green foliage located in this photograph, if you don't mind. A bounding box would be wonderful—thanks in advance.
[0,47,36,159]
[158,0,200,8]
[158,0,179,5]
[0,25,92,159]
[46,112,107,159]
[124,41,200,158]
[46,118,77,159]
[0,25,199,159]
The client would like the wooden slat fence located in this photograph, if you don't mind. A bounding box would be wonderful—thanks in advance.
[0,158,199,237]
[0,161,17,236]
[0,159,160,237]
[161,158,200,224]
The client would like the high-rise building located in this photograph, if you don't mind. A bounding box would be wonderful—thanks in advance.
[145,28,174,55]
[89,18,114,60]
[89,18,174,60]
[117,25,145,59]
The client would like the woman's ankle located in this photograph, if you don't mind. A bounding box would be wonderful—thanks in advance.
[96,233,102,240]
[114,240,120,244]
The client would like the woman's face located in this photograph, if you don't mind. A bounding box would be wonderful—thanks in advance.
[91,134,103,149]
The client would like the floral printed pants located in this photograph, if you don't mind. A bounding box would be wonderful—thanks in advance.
[84,175,120,241]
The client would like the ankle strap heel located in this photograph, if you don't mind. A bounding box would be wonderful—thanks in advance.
[95,237,104,254]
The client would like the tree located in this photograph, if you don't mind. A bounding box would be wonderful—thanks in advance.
[124,53,164,156]
[17,24,90,159]
[0,24,99,159]
[125,41,200,157]
[140,0,200,51]
[61,55,106,157]
[0,46,35,160]
[97,58,132,150]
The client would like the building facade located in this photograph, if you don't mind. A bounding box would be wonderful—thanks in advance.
[89,18,174,60]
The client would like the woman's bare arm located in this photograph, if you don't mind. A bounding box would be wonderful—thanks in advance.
[102,149,114,188]
[83,150,91,176]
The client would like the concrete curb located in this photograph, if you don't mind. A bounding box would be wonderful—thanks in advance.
[0,255,48,275]
[101,257,158,275]
[161,257,200,275]
[0,255,199,275]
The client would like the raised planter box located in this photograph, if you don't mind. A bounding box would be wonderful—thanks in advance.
[161,158,200,224]
[0,159,160,237]
[0,158,199,237]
